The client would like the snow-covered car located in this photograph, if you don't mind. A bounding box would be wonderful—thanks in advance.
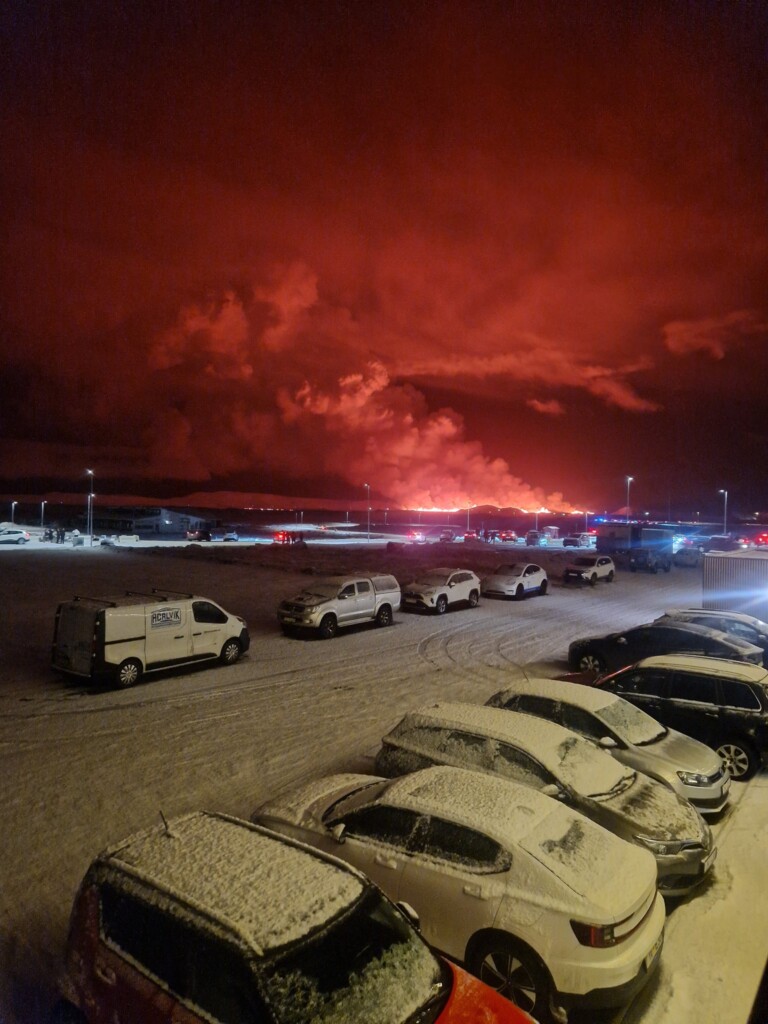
[480,563,548,599]
[374,703,715,897]
[657,608,768,666]
[562,534,595,548]
[597,655,768,780]
[0,528,31,544]
[254,766,665,1021]
[222,531,239,542]
[52,811,530,1024]
[568,620,764,675]
[563,555,616,586]
[402,568,480,614]
[486,678,730,816]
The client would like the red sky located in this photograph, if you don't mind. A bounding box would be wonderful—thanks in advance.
[1,1,767,515]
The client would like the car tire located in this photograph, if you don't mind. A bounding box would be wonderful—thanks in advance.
[375,605,393,627]
[49,1002,88,1024]
[606,570,615,582]
[468,589,479,608]
[515,584,525,601]
[220,638,242,665]
[467,933,552,1021]
[578,651,606,674]
[539,579,548,596]
[435,595,448,615]
[589,573,598,586]
[319,614,338,639]
[281,625,297,637]
[716,738,760,781]
[115,658,142,689]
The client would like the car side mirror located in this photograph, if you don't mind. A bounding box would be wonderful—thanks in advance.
[330,823,346,843]
[542,783,564,799]
[599,736,618,749]
[396,902,420,931]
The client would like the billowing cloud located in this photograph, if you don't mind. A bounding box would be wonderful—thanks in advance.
[663,310,766,359]
[528,398,565,416]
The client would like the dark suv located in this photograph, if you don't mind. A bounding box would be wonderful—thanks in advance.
[597,655,768,780]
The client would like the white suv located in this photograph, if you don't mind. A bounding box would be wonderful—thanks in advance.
[402,568,481,614]
[254,766,665,1022]
[563,555,616,585]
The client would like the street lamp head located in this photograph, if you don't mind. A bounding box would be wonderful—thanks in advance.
[626,475,634,484]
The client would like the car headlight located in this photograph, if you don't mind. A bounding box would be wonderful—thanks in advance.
[677,770,709,787]
[634,833,684,856]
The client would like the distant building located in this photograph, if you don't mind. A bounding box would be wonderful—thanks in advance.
[93,506,210,537]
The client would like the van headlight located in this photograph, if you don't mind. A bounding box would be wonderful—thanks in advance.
[634,834,684,856]
[677,770,709,786]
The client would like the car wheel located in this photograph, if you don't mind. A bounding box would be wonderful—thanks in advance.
[589,573,598,586]
[375,605,393,627]
[578,651,605,674]
[49,1002,88,1024]
[115,658,142,689]
[539,579,548,596]
[515,584,525,601]
[435,595,448,615]
[606,570,615,582]
[717,739,759,780]
[468,934,551,1021]
[468,589,479,608]
[319,614,338,639]
[220,638,242,665]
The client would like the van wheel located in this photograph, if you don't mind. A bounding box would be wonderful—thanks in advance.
[115,658,142,688]
[319,614,338,639]
[220,638,242,665]
[49,1002,87,1024]
[467,934,551,1021]
[717,739,759,780]
[375,605,393,627]
[468,590,479,607]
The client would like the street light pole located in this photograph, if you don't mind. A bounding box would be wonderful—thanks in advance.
[626,476,634,546]
[86,469,95,546]
[41,500,47,527]
[11,501,17,523]
[364,483,370,541]
[719,489,728,535]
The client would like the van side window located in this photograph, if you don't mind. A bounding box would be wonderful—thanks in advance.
[192,601,228,624]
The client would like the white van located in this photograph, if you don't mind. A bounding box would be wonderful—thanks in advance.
[52,589,250,688]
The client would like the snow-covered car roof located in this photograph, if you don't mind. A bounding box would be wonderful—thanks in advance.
[486,563,529,575]
[488,677,618,713]
[390,703,630,797]
[632,654,768,683]
[102,812,364,954]
[662,608,768,631]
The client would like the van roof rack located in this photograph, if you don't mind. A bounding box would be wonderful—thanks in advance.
[73,595,118,607]
[152,588,195,598]
[124,590,168,601]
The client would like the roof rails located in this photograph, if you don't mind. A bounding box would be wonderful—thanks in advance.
[152,588,194,599]
[72,595,118,607]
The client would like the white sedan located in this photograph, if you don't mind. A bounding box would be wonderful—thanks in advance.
[402,568,481,614]
[253,765,665,1022]
[480,563,548,599]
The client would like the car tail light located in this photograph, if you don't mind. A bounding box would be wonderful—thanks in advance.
[570,921,617,947]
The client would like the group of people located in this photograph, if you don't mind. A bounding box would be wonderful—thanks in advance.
[43,527,69,543]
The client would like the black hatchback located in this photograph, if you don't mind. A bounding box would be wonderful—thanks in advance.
[568,620,764,675]
[597,654,768,780]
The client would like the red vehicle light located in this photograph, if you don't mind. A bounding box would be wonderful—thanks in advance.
[570,920,617,947]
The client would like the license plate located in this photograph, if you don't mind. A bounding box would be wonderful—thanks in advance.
[282,616,298,624]
[644,931,663,970]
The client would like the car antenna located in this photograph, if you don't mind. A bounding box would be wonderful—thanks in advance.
[159,810,178,839]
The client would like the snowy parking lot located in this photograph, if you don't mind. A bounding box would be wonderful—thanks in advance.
[1,542,766,1023]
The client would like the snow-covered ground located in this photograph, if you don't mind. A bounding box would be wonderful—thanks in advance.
[1,541,766,1024]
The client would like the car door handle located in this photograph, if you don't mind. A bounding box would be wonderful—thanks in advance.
[94,961,116,986]
[374,853,399,869]
[463,882,489,899]
[174,634,185,640]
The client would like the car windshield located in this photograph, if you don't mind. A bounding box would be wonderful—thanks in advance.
[294,584,340,600]
[414,574,451,587]
[494,564,524,575]
[556,735,635,799]
[572,557,596,567]
[595,700,667,746]
[261,887,448,1024]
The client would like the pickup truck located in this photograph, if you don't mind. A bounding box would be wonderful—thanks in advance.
[277,574,401,639]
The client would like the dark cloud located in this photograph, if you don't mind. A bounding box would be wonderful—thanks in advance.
[1,0,767,511]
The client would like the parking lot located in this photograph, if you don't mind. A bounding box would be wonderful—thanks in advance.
[0,542,766,1023]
